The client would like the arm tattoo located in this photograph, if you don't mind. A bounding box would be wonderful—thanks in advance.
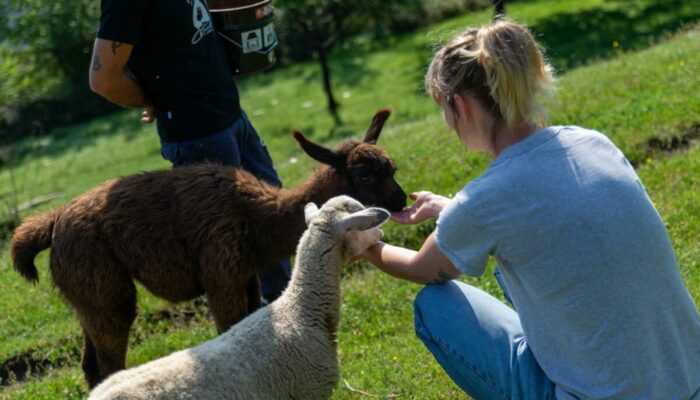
[432,269,453,284]
[91,54,102,71]
[111,41,123,55]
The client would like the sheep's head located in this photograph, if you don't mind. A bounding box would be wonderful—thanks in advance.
[305,196,390,259]
[293,109,407,212]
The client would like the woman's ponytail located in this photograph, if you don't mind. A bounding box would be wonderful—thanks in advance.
[426,19,555,128]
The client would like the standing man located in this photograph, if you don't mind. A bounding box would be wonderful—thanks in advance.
[89,0,291,303]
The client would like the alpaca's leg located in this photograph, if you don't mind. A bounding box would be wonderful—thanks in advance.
[204,282,250,333]
[91,319,134,384]
[71,274,137,387]
[81,332,101,388]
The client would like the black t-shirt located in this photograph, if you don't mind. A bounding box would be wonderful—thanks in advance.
[97,0,241,142]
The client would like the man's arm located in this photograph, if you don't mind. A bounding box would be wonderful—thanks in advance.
[362,232,461,284]
[89,38,151,110]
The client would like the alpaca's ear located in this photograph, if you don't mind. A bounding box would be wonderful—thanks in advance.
[334,207,391,233]
[293,131,346,169]
[304,203,319,225]
[363,108,391,144]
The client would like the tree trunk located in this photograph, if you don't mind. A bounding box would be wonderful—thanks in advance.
[317,46,341,123]
[494,0,506,18]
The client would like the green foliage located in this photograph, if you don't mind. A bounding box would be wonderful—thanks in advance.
[274,0,490,62]
[378,0,492,35]
[0,1,109,145]
[0,1,99,88]
[0,46,64,107]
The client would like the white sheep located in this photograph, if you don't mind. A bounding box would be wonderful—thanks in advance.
[88,195,390,400]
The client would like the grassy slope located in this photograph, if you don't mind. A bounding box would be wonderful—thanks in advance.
[1,0,699,398]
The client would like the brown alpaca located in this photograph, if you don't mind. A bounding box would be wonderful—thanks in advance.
[10,109,406,388]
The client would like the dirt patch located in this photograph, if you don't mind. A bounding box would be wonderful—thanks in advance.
[0,351,73,386]
[130,298,214,347]
[647,125,700,152]
[143,298,210,325]
[631,123,700,167]
[0,298,214,386]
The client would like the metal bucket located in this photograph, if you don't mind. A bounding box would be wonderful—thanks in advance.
[207,0,278,76]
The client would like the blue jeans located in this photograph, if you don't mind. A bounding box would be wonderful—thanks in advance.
[160,114,292,302]
[414,281,555,400]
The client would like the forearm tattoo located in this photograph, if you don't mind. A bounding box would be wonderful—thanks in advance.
[111,41,122,55]
[432,269,453,284]
[91,54,102,71]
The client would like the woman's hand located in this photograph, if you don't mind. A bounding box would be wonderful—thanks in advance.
[390,191,450,225]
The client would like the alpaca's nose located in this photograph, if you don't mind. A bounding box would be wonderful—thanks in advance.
[385,190,407,212]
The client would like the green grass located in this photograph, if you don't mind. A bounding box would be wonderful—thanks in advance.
[552,28,700,164]
[1,0,699,398]
[636,145,700,297]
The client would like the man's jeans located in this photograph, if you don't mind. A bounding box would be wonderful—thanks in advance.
[414,281,555,400]
[160,113,292,302]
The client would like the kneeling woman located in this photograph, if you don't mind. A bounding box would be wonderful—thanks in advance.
[361,18,700,400]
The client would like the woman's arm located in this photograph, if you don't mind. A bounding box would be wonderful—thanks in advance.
[89,38,154,122]
[363,232,461,284]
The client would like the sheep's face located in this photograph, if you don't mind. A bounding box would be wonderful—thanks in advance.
[293,109,407,212]
[305,196,390,258]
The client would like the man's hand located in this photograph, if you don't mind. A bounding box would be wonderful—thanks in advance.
[141,106,155,123]
[390,191,451,225]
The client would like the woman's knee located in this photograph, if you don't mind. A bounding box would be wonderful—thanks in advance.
[414,281,519,341]
[415,282,461,310]
[414,282,467,339]
[414,281,483,319]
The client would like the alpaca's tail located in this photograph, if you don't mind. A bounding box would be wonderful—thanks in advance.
[10,209,61,283]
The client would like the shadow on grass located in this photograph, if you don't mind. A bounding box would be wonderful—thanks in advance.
[1,110,145,169]
[530,0,700,72]
[336,0,700,75]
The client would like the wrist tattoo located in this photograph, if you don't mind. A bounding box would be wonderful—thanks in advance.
[91,54,102,71]
[111,41,123,55]
[432,270,453,284]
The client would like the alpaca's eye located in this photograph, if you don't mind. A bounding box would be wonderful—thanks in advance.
[358,173,375,183]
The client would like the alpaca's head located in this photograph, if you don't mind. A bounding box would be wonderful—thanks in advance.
[292,109,407,212]
[304,196,390,259]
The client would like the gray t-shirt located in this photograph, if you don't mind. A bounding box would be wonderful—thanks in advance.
[435,126,700,399]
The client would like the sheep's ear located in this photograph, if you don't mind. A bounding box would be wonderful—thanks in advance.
[304,203,319,225]
[334,207,391,233]
[293,130,346,169]
[363,108,391,144]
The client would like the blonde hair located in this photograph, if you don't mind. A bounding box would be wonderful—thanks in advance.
[425,19,555,128]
